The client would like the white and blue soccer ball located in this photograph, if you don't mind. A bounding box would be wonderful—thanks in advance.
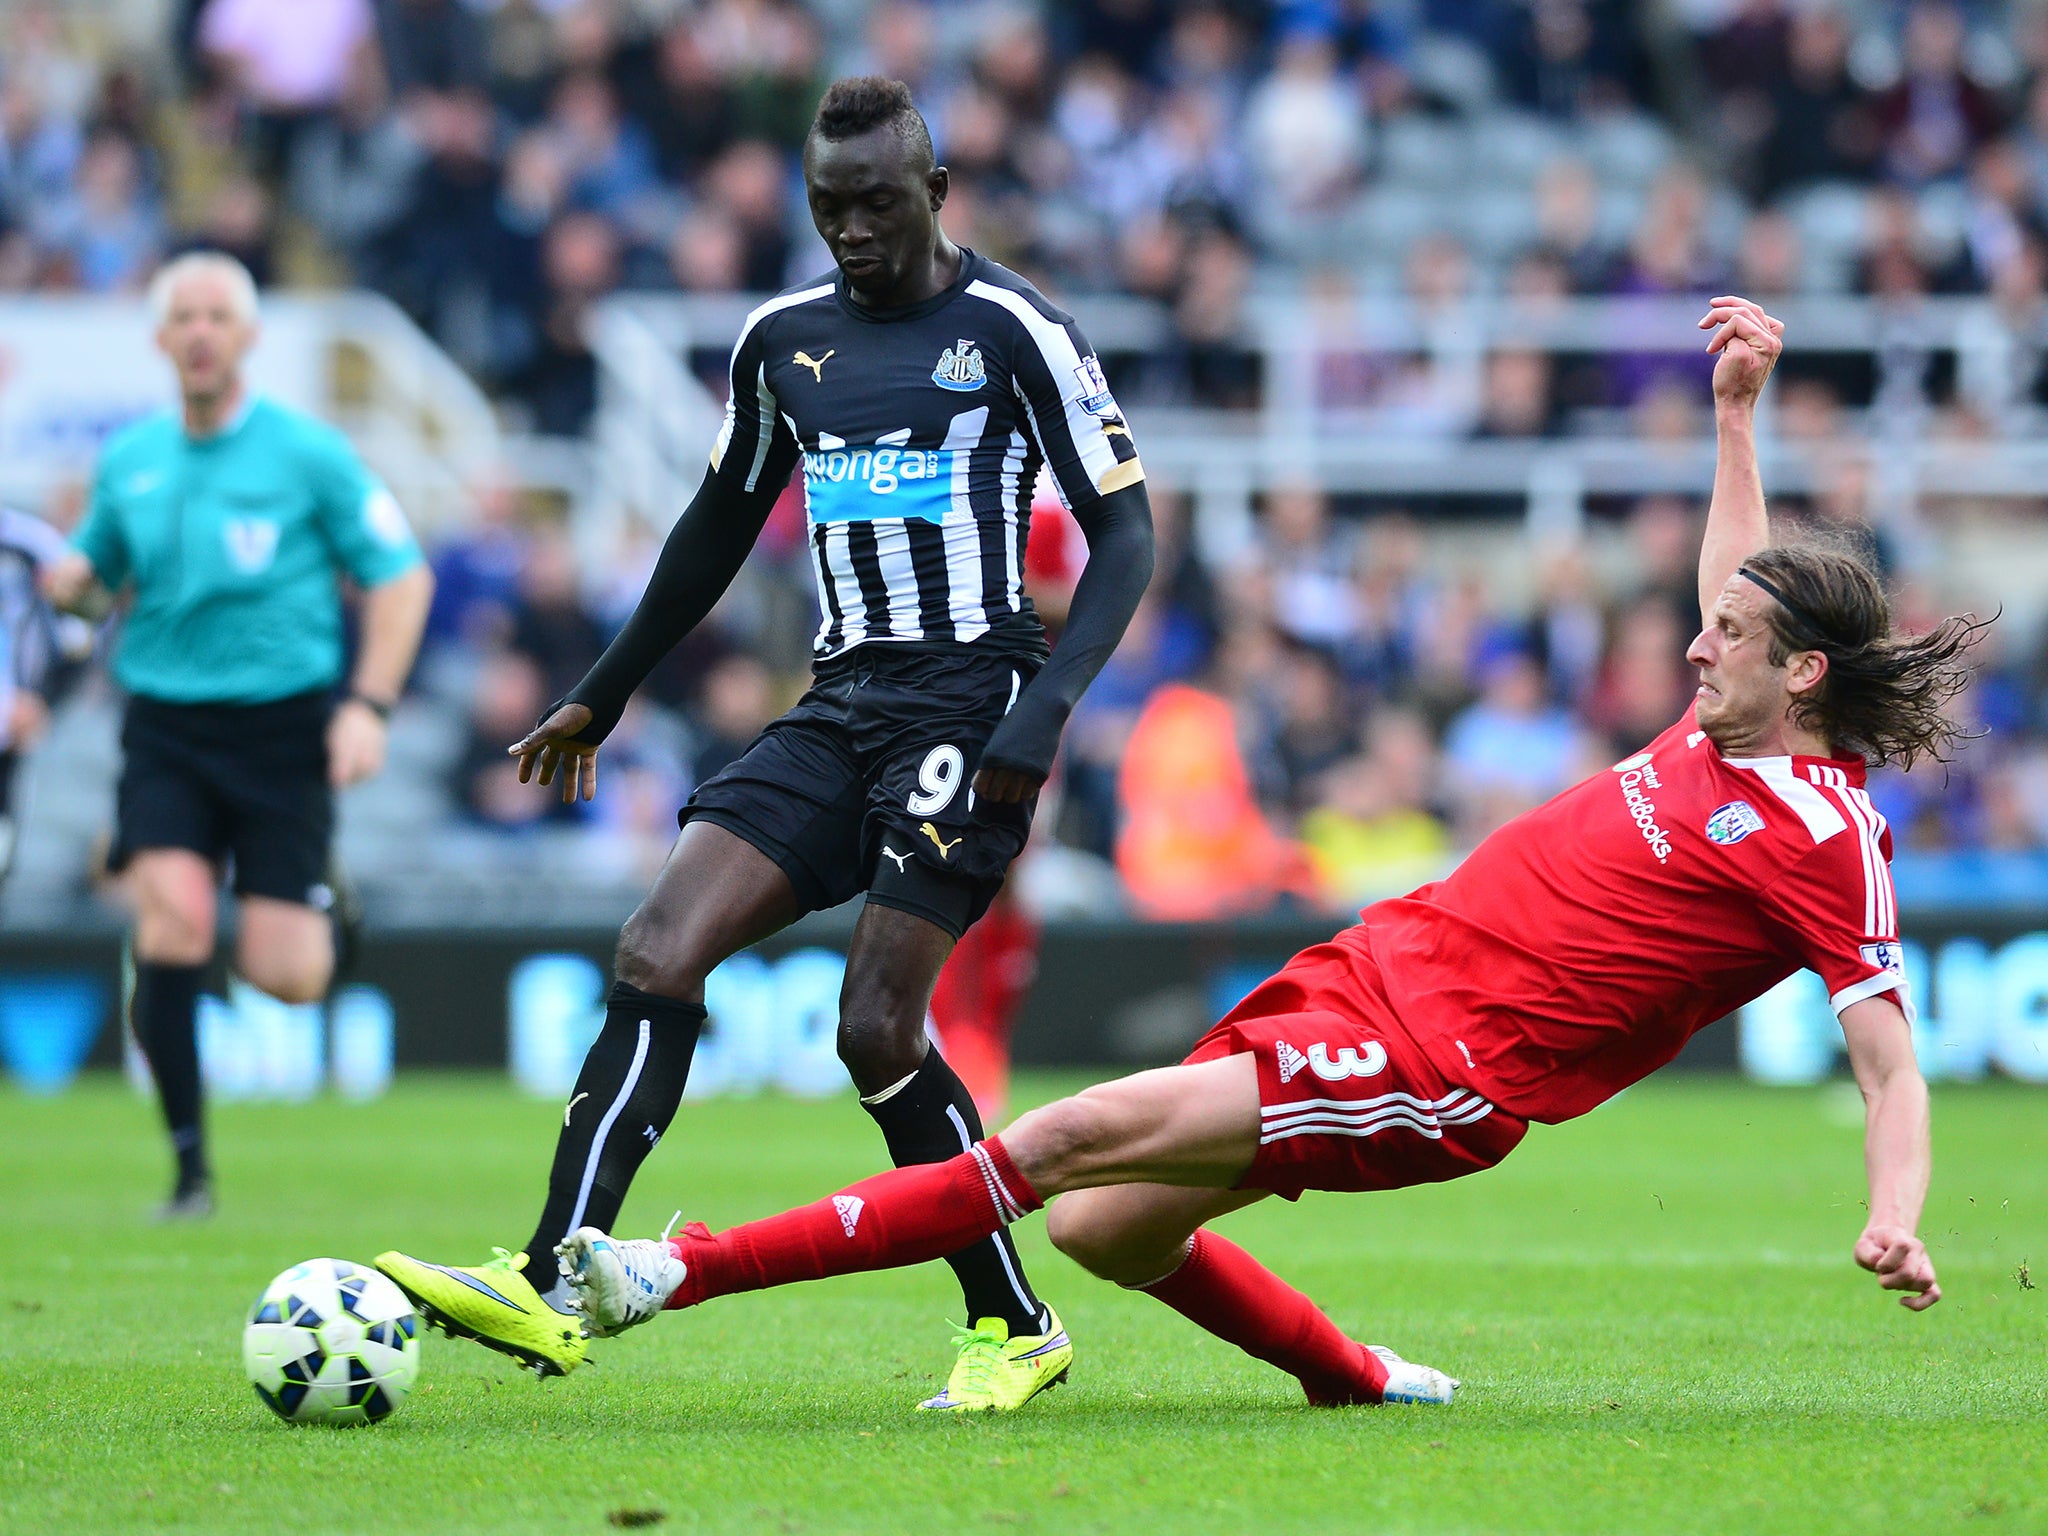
[243,1259,420,1426]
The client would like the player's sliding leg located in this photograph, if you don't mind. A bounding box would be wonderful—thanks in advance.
[564,1053,1457,1405]
[835,900,1067,1411]
[562,1056,1260,1317]
[1023,1070,1453,1404]
[126,850,219,1219]
[1046,1183,1455,1405]
[556,1143,1043,1336]
[375,824,801,1377]
[563,1054,1456,1404]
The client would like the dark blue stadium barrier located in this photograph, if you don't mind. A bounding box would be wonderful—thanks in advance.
[0,971,109,1092]
[6,905,2046,1081]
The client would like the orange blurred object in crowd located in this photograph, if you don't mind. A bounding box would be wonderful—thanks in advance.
[1115,684,1316,922]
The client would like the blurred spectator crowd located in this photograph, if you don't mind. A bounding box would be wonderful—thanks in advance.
[420,470,2048,920]
[11,0,2048,431]
[6,0,2048,918]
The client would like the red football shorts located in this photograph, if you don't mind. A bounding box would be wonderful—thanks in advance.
[1184,933,1528,1199]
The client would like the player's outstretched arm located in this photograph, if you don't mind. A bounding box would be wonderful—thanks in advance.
[1696,296,1785,624]
[1840,994,1941,1310]
[975,482,1154,802]
[510,468,778,802]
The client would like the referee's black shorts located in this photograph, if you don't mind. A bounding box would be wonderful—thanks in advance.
[683,644,1043,938]
[112,690,336,909]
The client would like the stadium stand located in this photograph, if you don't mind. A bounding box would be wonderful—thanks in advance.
[4,0,2048,930]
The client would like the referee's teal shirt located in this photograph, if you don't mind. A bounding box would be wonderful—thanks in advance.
[71,395,424,705]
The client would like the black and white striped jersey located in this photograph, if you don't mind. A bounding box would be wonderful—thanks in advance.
[708,249,1145,662]
[0,507,71,751]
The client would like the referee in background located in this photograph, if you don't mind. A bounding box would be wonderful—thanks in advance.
[43,252,434,1218]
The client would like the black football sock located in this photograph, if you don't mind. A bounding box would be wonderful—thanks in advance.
[522,982,703,1300]
[861,1045,1049,1337]
[132,961,207,1195]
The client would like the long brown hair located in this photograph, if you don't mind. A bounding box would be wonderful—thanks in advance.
[1738,541,1987,769]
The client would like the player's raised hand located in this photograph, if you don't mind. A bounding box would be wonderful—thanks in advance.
[510,701,600,804]
[1854,1224,1942,1310]
[1699,295,1784,407]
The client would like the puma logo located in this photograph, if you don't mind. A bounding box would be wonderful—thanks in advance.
[920,822,963,858]
[881,845,912,873]
[794,349,835,382]
[563,1092,588,1127]
[1101,421,1130,438]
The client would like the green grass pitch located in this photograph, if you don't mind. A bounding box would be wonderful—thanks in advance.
[1,1072,2041,1535]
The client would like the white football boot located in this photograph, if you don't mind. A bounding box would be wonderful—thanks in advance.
[555,1226,688,1338]
[1369,1345,1461,1404]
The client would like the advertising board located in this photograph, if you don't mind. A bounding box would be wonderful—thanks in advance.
[3,911,2044,1095]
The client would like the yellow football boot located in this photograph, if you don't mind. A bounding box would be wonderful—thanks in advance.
[373,1247,587,1378]
[917,1308,1072,1412]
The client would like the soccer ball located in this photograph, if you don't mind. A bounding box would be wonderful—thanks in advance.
[243,1258,420,1425]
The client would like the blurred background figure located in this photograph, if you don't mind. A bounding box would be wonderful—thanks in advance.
[39,253,432,1217]
[0,505,81,887]
[926,886,1039,1125]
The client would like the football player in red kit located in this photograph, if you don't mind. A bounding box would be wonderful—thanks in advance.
[555,296,1980,1408]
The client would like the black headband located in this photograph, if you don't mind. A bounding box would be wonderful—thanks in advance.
[1737,566,1829,642]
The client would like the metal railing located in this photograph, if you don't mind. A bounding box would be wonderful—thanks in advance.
[0,292,502,538]
[584,296,726,563]
[585,290,2048,555]
[317,293,506,537]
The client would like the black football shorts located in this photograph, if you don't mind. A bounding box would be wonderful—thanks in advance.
[112,690,336,908]
[683,644,1042,937]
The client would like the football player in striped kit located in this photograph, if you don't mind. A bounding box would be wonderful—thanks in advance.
[378,77,1154,1411]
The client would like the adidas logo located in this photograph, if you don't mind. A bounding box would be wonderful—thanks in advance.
[1276,1042,1307,1084]
[833,1194,865,1237]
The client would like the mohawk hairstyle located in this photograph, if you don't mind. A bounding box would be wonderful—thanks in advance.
[810,76,935,168]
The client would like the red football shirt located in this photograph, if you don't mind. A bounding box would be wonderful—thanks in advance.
[1358,706,1911,1123]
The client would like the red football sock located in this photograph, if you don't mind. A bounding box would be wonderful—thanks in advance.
[1134,1229,1389,1404]
[664,1137,1041,1308]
